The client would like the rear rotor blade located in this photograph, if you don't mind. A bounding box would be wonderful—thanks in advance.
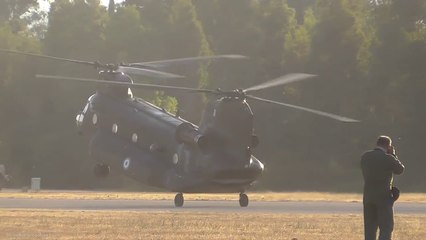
[129,55,248,69]
[118,66,185,79]
[36,74,214,93]
[244,73,316,93]
[246,95,359,123]
[0,49,99,68]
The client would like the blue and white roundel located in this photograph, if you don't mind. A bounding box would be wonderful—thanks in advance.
[123,158,131,170]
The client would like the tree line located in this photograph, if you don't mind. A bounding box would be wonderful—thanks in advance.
[0,0,425,191]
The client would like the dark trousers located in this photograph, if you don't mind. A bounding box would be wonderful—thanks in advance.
[363,200,394,240]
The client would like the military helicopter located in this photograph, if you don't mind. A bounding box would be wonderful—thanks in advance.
[0,49,358,207]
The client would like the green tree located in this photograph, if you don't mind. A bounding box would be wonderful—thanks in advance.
[125,0,213,122]
[103,5,146,62]
[1,0,426,191]
[0,22,40,186]
[368,0,426,190]
[0,0,38,21]
[19,0,110,188]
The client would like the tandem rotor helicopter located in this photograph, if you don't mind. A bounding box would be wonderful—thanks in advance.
[0,49,358,207]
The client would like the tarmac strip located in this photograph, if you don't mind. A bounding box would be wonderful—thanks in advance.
[0,198,425,214]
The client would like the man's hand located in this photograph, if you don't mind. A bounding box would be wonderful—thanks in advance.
[388,146,396,156]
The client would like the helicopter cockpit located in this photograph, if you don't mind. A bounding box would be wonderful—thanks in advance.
[75,94,97,134]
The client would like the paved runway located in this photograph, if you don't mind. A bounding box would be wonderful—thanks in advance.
[1,198,425,214]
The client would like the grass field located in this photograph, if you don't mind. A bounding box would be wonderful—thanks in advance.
[1,191,425,239]
[1,190,426,202]
[0,210,425,240]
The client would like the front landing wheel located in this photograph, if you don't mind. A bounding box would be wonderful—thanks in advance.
[174,192,184,207]
[239,193,249,207]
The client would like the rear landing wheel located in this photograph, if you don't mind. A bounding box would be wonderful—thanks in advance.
[174,192,184,207]
[239,193,249,207]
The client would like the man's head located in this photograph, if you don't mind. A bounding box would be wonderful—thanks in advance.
[376,135,392,148]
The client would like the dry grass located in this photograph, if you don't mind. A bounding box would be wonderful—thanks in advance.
[1,191,425,203]
[0,210,425,240]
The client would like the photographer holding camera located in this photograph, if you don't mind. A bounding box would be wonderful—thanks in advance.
[361,136,405,240]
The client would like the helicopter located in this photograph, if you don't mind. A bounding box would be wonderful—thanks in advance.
[0,49,359,207]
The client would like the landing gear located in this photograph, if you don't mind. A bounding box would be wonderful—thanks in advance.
[239,193,249,207]
[174,192,184,207]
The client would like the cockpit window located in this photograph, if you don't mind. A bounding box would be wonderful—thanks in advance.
[88,94,96,102]
[128,88,133,98]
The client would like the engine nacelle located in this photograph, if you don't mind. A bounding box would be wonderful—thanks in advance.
[175,123,208,150]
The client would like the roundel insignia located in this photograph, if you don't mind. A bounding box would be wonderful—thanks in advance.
[123,158,131,170]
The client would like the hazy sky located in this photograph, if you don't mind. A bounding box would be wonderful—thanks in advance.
[99,0,126,7]
[38,0,125,11]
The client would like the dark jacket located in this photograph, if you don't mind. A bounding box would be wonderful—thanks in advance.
[361,148,404,203]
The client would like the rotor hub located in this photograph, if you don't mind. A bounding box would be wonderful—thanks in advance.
[214,89,247,100]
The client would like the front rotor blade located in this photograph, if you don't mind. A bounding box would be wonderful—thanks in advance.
[246,95,359,123]
[244,73,316,93]
[0,49,98,68]
[129,55,248,69]
[36,74,214,93]
[118,66,185,79]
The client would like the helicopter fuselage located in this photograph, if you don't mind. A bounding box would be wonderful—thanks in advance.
[76,90,264,193]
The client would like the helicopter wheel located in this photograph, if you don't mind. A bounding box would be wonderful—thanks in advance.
[239,193,249,207]
[174,192,184,207]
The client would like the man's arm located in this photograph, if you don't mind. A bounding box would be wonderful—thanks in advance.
[388,155,404,175]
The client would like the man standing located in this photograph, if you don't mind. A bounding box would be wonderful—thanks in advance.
[361,136,405,240]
